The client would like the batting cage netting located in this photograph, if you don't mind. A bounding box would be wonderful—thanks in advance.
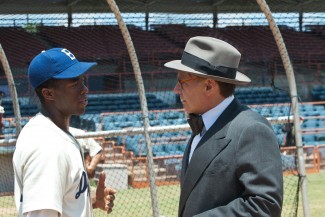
[0,0,324,216]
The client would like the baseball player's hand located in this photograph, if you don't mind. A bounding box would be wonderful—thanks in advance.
[93,171,117,214]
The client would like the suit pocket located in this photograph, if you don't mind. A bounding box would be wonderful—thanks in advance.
[203,160,229,176]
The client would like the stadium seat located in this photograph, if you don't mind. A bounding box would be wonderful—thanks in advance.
[315,134,325,142]
[125,143,146,157]
[178,143,187,153]
[302,119,318,129]
[276,134,285,145]
[152,144,167,156]
[302,134,316,145]
[165,144,184,155]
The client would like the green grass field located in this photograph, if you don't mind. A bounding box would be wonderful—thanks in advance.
[1,171,324,217]
[297,172,325,217]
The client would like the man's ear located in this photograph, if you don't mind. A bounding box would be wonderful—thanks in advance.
[205,79,216,91]
[41,88,55,101]
[204,79,220,98]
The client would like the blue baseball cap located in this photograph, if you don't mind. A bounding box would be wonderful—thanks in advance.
[28,48,97,88]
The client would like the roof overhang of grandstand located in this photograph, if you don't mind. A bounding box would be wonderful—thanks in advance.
[0,0,324,14]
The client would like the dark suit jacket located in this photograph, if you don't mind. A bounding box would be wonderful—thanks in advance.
[179,98,283,217]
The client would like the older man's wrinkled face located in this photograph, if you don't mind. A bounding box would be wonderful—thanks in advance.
[173,72,207,115]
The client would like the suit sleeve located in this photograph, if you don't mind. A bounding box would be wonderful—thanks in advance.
[196,122,283,217]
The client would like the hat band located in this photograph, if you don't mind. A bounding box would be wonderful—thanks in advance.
[181,52,237,79]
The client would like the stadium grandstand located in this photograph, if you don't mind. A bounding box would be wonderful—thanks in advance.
[0,0,324,216]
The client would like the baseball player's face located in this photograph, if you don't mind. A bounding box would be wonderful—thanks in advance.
[53,75,88,116]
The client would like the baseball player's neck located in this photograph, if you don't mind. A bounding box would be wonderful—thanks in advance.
[40,108,70,133]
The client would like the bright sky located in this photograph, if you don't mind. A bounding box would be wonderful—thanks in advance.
[0,12,324,31]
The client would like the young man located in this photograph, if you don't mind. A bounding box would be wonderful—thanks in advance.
[13,48,116,217]
[165,36,283,217]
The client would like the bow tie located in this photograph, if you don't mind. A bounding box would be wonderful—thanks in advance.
[187,114,204,135]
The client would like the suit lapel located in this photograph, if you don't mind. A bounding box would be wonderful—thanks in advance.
[179,126,230,215]
[180,134,194,187]
[179,98,247,216]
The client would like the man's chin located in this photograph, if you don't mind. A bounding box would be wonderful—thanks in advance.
[75,109,86,116]
[183,106,190,114]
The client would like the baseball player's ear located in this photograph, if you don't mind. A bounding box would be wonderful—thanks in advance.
[41,88,55,100]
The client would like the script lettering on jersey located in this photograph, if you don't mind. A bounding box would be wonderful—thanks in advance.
[75,171,88,199]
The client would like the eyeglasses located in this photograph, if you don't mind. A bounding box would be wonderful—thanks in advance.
[177,77,200,89]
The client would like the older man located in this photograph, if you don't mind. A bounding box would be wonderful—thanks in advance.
[165,36,283,217]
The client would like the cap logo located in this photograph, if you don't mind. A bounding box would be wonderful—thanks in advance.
[61,48,76,60]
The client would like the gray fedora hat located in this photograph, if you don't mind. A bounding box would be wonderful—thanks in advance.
[164,36,251,85]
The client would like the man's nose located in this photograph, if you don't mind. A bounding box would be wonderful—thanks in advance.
[82,84,89,94]
[173,82,181,94]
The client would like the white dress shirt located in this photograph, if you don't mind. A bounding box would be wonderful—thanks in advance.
[189,95,234,162]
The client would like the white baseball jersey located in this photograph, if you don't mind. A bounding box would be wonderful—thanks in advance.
[13,113,93,217]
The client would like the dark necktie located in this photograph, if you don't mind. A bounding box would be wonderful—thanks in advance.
[187,114,204,135]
